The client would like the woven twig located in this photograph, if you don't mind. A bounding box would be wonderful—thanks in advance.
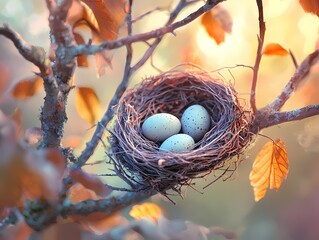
[110,69,255,193]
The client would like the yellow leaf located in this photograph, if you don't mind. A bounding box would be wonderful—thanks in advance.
[263,43,289,56]
[299,0,319,16]
[11,75,42,100]
[249,139,289,202]
[129,202,162,222]
[75,87,102,125]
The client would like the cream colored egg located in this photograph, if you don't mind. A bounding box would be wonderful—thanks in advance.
[142,113,181,142]
[159,134,195,152]
[181,104,211,141]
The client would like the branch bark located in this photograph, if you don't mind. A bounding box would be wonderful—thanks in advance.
[250,0,266,113]
[254,104,319,130]
[40,0,76,148]
[0,24,47,73]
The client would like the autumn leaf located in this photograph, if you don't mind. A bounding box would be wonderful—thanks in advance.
[129,202,163,222]
[263,43,289,56]
[67,0,125,76]
[249,139,289,202]
[201,5,232,45]
[75,87,102,125]
[299,0,319,16]
[11,75,42,100]
[73,32,89,67]
[70,169,110,197]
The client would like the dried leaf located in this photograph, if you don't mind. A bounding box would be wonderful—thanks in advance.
[129,203,162,222]
[75,0,125,76]
[81,0,125,41]
[201,5,232,45]
[263,43,289,56]
[75,87,102,125]
[249,139,289,202]
[299,0,319,16]
[70,169,110,197]
[73,32,89,67]
[24,127,42,145]
[11,75,42,100]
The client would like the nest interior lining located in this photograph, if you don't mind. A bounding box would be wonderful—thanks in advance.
[110,70,254,192]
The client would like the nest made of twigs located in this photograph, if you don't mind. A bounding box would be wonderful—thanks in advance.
[109,69,254,193]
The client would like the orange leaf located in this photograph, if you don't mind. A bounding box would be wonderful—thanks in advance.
[129,202,162,222]
[201,6,232,45]
[249,139,289,202]
[81,0,125,41]
[11,75,42,100]
[70,169,110,197]
[299,0,319,16]
[73,32,89,67]
[263,43,289,56]
[80,0,125,77]
[75,87,102,125]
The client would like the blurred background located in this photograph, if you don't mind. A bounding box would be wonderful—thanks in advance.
[1,0,319,239]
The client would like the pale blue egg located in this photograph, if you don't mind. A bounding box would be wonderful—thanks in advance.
[181,105,210,141]
[159,134,195,152]
[142,113,181,142]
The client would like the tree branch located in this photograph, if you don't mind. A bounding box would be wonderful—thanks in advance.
[255,104,319,130]
[267,49,319,111]
[70,0,224,57]
[0,24,47,72]
[250,0,265,113]
[40,0,76,148]
[62,190,156,217]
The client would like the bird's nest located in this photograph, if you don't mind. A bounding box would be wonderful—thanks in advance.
[109,69,255,193]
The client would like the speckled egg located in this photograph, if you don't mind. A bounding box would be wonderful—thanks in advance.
[159,134,195,152]
[142,113,181,142]
[181,104,211,141]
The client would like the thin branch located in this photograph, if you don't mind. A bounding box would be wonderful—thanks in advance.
[257,104,319,130]
[250,0,266,114]
[267,49,319,111]
[71,0,224,57]
[289,49,298,69]
[0,24,47,72]
[61,190,156,217]
[132,0,192,72]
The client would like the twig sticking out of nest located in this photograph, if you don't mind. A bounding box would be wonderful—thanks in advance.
[110,70,254,193]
